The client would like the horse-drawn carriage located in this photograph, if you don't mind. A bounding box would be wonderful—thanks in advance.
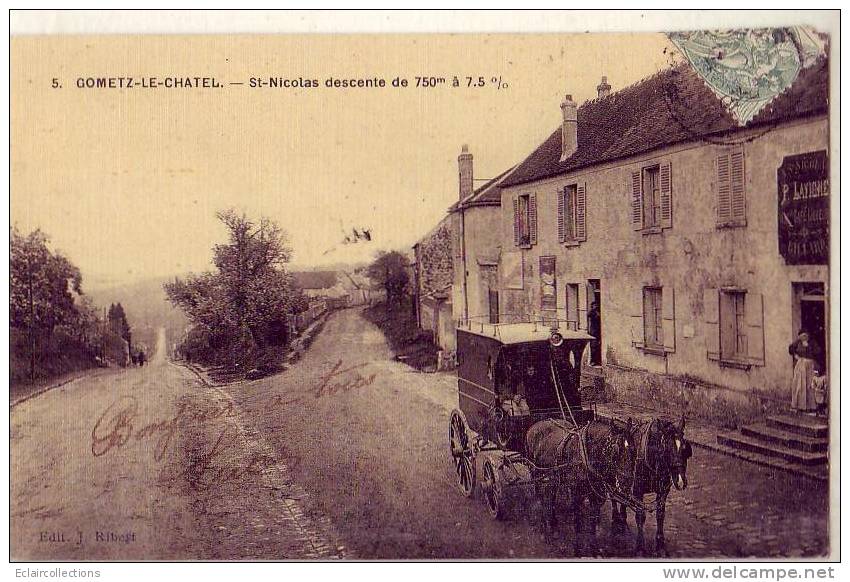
[449,318,692,555]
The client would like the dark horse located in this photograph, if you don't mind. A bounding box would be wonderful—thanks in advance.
[611,416,693,556]
[526,417,635,556]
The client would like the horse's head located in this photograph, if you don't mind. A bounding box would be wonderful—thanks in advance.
[656,415,693,490]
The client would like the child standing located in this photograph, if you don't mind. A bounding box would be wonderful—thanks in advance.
[811,368,829,417]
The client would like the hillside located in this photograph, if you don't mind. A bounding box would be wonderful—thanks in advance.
[86,277,189,356]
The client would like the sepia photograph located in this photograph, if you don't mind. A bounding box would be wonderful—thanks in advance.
[7,10,839,567]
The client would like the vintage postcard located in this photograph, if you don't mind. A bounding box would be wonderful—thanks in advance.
[9,10,839,566]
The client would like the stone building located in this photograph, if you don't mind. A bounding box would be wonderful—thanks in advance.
[448,147,515,327]
[413,217,455,352]
[413,145,515,354]
[494,60,829,425]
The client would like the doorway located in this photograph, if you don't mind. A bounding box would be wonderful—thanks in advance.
[793,282,827,370]
[587,279,602,366]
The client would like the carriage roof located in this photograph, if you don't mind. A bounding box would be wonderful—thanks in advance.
[456,320,594,346]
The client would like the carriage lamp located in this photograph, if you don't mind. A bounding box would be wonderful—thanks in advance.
[549,331,564,347]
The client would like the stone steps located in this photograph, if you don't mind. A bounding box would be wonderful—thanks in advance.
[766,414,829,438]
[741,423,828,453]
[717,433,828,466]
[708,436,829,481]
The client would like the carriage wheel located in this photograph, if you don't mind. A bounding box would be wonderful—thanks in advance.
[481,457,508,520]
[449,409,476,498]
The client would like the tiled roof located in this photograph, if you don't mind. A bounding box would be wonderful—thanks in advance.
[502,58,829,187]
[292,271,338,290]
[449,165,517,212]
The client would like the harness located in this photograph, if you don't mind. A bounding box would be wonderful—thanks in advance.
[615,419,683,514]
[547,353,619,501]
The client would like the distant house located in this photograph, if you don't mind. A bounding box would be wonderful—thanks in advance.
[292,271,341,299]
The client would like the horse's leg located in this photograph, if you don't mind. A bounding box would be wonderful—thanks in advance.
[634,495,646,556]
[587,496,602,557]
[655,493,669,557]
[572,491,584,557]
[611,499,621,532]
[539,483,556,539]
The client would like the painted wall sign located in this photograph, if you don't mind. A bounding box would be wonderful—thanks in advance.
[539,256,557,311]
[778,150,829,265]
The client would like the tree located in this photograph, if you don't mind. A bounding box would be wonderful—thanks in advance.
[10,227,84,380]
[366,250,410,304]
[164,209,298,366]
[107,302,132,348]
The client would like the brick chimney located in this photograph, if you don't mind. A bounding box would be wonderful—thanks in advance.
[458,144,473,200]
[560,94,578,162]
[597,75,611,98]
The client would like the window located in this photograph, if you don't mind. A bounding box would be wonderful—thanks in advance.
[518,195,530,242]
[704,288,764,366]
[643,166,661,228]
[565,185,577,239]
[631,162,672,232]
[643,287,664,348]
[565,284,579,330]
[716,148,746,227]
[488,289,499,324]
[720,290,747,360]
[631,285,676,354]
[558,183,586,244]
[513,193,537,247]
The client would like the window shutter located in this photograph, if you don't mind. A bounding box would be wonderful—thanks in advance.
[730,149,746,222]
[630,286,644,347]
[513,196,520,246]
[557,188,566,243]
[528,193,538,245]
[576,183,587,241]
[642,289,653,346]
[716,152,732,224]
[631,170,643,230]
[577,283,588,330]
[704,288,720,360]
[745,292,765,366]
[662,286,676,353]
[659,161,672,229]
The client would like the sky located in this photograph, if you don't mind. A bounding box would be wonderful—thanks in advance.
[11,33,675,288]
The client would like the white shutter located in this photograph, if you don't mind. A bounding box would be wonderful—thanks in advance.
[745,292,765,366]
[704,288,720,360]
[631,286,644,347]
[631,170,643,230]
[578,282,588,330]
[659,162,672,229]
[576,183,587,241]
[662,286,676,353]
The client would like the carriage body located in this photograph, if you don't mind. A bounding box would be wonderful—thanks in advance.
[455,320,595,452]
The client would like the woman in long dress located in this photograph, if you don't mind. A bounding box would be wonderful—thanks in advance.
[789,331,819,413]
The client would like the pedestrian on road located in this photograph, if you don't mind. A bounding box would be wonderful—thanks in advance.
[587,301,601,366]
[788,330,819,414]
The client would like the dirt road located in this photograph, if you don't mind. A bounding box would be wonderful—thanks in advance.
[11,329,200,559]
[11,309,829,559]
[215,307,829,559]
